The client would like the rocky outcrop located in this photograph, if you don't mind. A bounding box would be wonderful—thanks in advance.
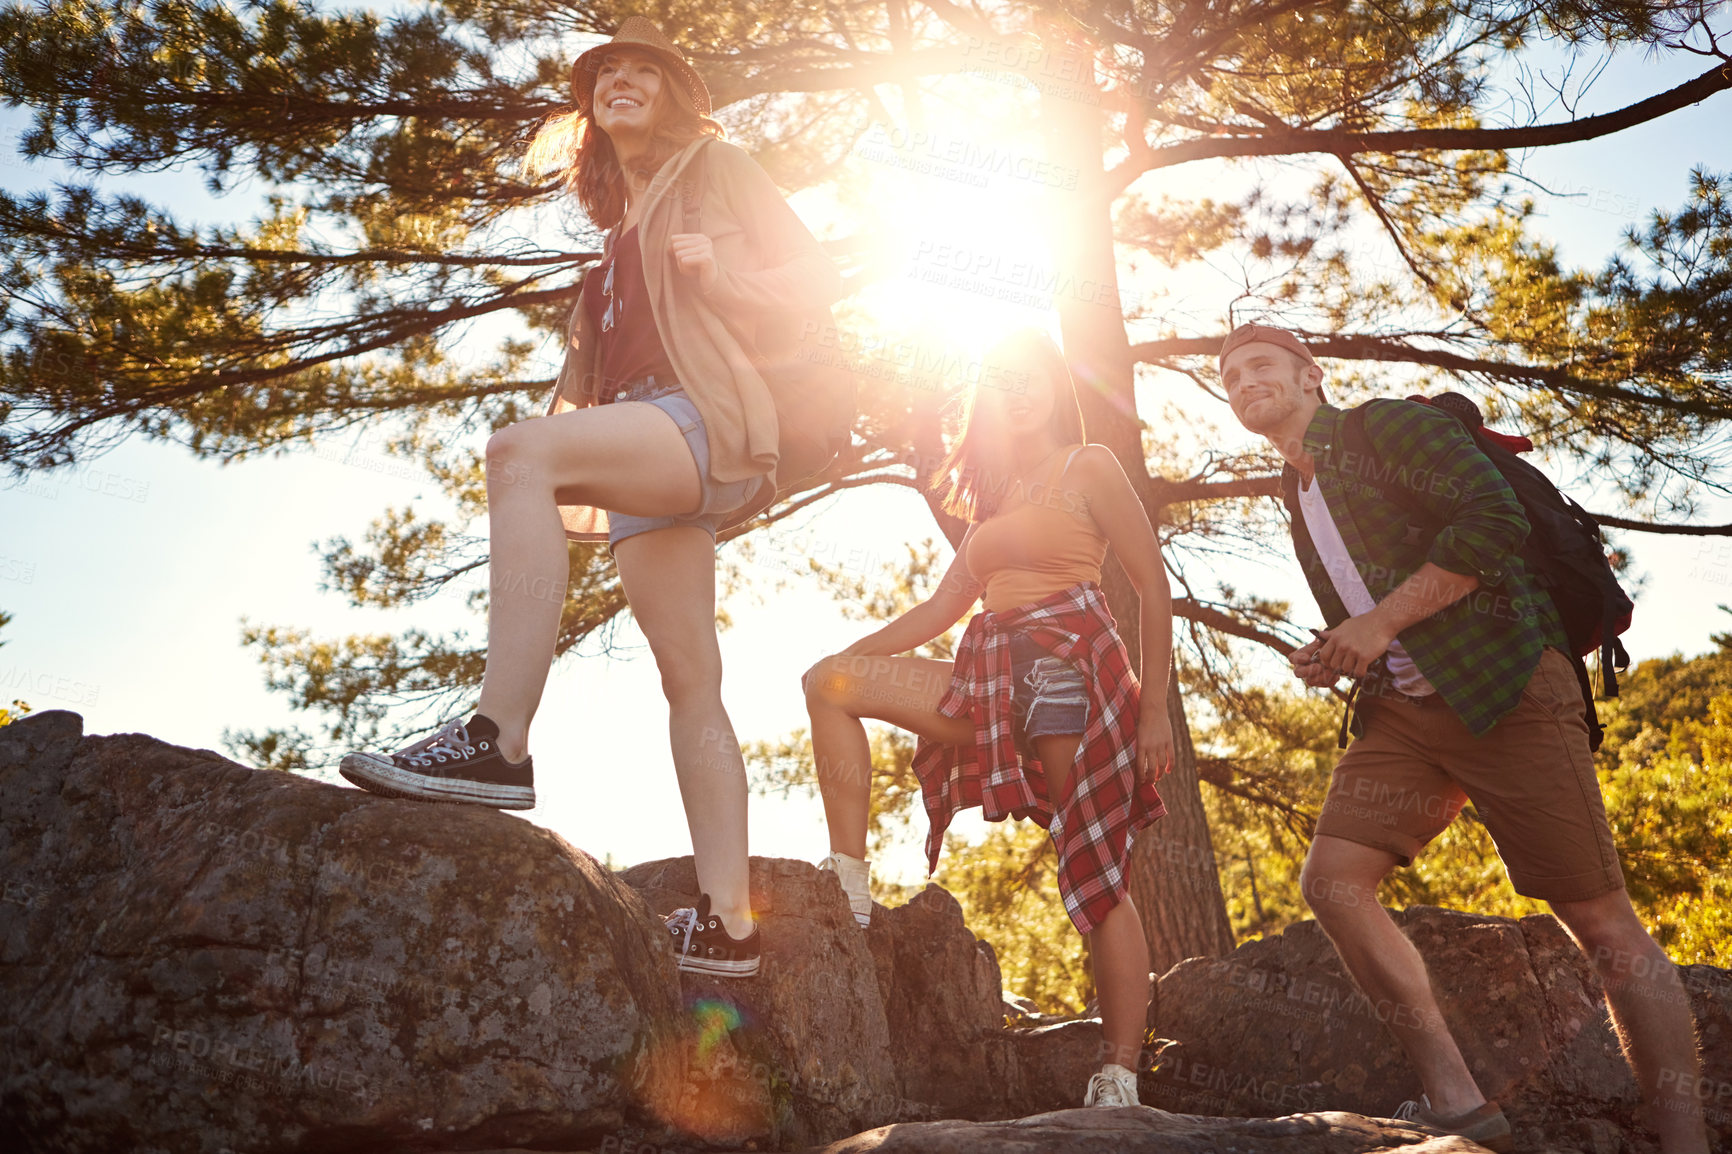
[812,1106,1493,1152]
[618,848,1113,1143]
[0,711,690,1154]
[865,883,1014,1119]
[1149,907,1732,1153]
[5,710,1730,1154]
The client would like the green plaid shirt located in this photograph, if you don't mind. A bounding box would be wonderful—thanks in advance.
[1284,400,1567,736]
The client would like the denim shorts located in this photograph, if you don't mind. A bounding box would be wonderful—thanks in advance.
[1009,631,1089,742]
[606,376,772,550]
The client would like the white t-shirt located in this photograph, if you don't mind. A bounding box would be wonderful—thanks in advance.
[1296,475,1438,697]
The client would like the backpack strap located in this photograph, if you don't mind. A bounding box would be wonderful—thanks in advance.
[1560,494,1632,698]
[680,138,711,232]
[1339,403,1437,531]
[1570,651,1607,752]
[1279,463,1310,553]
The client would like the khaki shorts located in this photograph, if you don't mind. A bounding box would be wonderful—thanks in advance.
[1314,646,1625,903]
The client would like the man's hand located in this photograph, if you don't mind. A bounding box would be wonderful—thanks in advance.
[1288,638,1341,688]
[669,232,718,292]
[1313,613,1398,678]
[1137,707,1175,784]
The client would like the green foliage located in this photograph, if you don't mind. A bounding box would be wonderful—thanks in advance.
[1597,635,1732,767]
[802,537,964,659]
[934,820,1091,1013]
[1189,673,1337,941]
[1600,724,1732,965]
[748,723,925,855]
[1591,629,1732,965]
[4,0,1729,793]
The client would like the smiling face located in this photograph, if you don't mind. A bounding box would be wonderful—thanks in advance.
[1221,341,1322,435]
[978,360,1058,440]
[591,49,666,137]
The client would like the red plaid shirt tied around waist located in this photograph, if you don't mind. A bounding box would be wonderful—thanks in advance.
[911,582,1167,935]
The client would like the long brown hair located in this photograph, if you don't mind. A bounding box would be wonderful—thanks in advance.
[932,330,1088,522]
[523,49,725,231]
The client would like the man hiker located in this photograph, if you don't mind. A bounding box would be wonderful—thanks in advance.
[1220,322,1708,1153]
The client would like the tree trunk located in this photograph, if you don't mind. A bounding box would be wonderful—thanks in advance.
[1035,31,1236,973]
[1138,662,1238,972]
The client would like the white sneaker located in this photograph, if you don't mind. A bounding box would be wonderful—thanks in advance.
[1084,1063,1139,1107]
[818,850,871,927]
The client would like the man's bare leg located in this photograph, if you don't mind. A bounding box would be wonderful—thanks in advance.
[1550,889,1710,1154]
[1301,835,1487,1117]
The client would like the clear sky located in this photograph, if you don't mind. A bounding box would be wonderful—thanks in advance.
[2,29,1727,886]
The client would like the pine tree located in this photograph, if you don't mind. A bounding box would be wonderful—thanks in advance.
[5,0,1731,969]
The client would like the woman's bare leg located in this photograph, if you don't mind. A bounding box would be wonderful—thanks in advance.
[1032,732,1151,1072]
[614,525,752,938]
[1089,896,1153,1069]
[803,653,972,859]
[475,403,702,761]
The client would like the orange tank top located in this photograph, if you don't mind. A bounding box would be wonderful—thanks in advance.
[964,444,1107,613]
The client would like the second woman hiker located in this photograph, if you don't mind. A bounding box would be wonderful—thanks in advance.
[337,17,843,978]
[803,329,1174,1107]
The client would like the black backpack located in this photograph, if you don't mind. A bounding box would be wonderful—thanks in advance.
[1338,395,1633,748]
[678,140,856,488]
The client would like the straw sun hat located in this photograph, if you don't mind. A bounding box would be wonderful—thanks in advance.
[570,16,712,117]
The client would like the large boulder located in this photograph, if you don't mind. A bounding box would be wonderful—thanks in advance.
[617,861,1081,1146]
[866,884,1015,1120]
[620,855,911,1150]
[1149,906,1732,1153]
[810,1105,1495,1152]
[1001,1018,1107,1116]
[0,711,691,1154]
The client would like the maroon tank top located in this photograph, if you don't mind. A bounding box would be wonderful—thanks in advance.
[581,225,677,403]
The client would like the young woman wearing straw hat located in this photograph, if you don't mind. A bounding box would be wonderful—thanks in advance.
[339,17,843,977]
[803,330,1175,1105]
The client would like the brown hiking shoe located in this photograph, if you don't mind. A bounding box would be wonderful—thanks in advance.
[1392,1095,1514,1152]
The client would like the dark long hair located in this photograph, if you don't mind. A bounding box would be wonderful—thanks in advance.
[524,50,724,230]
[931,330,1088,522]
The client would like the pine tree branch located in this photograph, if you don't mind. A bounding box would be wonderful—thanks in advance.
[1128,62,1732,173]
[1129,334,1732,419]
[710,46,980,102]
[3,284,580,467]
[1142,434,1732,538]
[1194,756,1319,836]
[1108,0,1332,108]
[1590,514,1732,536]
[1335,152,1440,292]
[717,472,917,543]
[1153,475,1282,505]
[1,210,597,267]
[1173,597,1297,655]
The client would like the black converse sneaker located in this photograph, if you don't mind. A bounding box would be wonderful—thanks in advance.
[338,715,535,810]
[665,893,760,977]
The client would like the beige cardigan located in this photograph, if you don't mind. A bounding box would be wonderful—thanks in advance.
[544,136,844,541]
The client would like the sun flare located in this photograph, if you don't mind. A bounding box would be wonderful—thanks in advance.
[843,105,1075,390]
